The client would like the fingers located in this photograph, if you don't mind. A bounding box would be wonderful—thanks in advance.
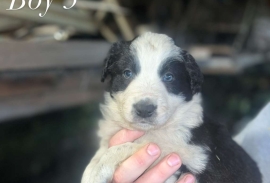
[135,153,182,183]
[109,129,195,183]
[112,143,160,183]
[109,129,144,147]
[177,174,196,183]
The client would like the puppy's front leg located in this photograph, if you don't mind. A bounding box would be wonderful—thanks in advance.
[81,146,107,183]
[82,142,143,183]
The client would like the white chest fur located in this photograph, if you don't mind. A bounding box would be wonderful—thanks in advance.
[135,128,209,174]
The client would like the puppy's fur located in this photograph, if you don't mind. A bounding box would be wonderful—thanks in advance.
[82,32,261,183]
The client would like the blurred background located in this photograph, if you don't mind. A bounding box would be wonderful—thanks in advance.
[0,0,270,182]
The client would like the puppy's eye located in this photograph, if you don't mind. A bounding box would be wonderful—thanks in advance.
[123,69,133,79]
[162,73,174,82]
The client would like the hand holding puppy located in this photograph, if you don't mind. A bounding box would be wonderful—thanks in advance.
[110,129,196,183]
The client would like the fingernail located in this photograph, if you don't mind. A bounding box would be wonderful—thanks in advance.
[147,144,159,156]
[184,175,195,183]
[167,154,180,167]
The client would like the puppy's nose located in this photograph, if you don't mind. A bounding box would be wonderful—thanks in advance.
[133,100,157,118]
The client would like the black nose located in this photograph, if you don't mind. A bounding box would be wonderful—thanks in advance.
[133,100,157,118]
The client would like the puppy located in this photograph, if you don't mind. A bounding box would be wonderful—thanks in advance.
[81,32,261,183]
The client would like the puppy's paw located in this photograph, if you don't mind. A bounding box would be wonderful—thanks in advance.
[87,163,114,183]
[82,142,142,183]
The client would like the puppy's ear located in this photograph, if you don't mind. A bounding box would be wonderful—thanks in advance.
[181,50,204,94]
[101,41,130,82]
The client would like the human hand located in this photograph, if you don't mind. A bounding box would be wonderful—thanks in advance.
[109,129,196,183]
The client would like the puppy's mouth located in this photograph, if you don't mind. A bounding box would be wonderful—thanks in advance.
[129,117,157,130]
[131,121,154,130]
[138,120,148,124]
[137,120,154,126]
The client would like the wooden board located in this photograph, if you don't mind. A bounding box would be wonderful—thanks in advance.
[0,41,111,71]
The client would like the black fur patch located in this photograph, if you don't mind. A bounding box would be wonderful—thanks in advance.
[101,40,140,94]
[180,50,204,95]
[159,60,193,101]
[159,50,203,101]
[179,114,262,183]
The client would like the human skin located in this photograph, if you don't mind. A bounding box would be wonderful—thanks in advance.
[109,129,196,183]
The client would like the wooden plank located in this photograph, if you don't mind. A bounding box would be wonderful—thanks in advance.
[0,16,23,32]
[189,45,270,74]
[0,41,110,122]
[0,68,105,122]
[0,69,103,98]
[0,41,111,71]
[0,89,104,122]
[73,1,130,15]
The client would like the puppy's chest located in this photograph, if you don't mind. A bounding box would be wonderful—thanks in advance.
[135,131,188,155]
[134,130,209,174]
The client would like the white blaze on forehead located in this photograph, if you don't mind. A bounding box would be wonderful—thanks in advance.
[130,32,181,71]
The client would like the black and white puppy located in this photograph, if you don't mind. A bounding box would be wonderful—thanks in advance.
[81,32,261,183]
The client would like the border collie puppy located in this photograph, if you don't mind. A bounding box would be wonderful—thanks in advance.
[81,32,261,183]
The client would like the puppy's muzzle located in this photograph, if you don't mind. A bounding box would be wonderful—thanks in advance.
[133,98,157,118]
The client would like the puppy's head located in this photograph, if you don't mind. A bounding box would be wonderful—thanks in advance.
[101,32,203,130]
